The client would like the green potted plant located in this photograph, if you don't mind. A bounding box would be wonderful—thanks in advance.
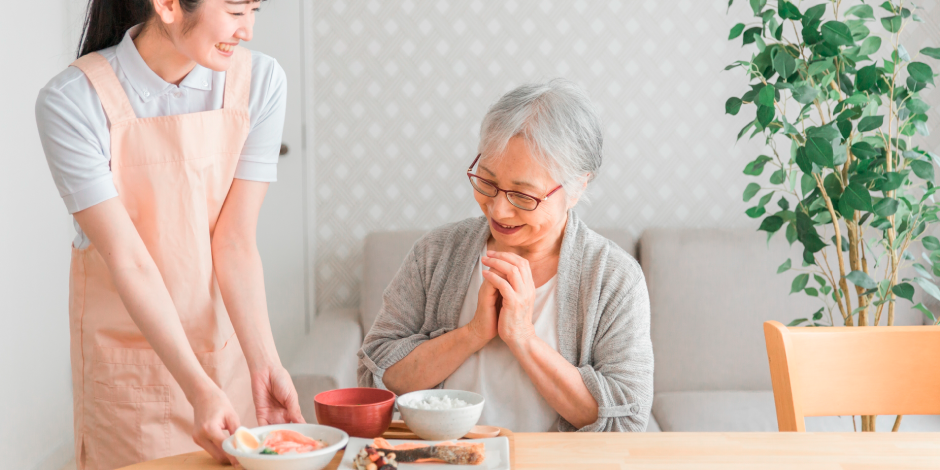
[725,0,939,431]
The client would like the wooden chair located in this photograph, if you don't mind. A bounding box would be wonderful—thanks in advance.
[763,320,940,431]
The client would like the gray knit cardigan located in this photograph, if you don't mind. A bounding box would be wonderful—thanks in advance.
[356,211,653,432]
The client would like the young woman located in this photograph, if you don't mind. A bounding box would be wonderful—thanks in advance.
[35,1,302,468]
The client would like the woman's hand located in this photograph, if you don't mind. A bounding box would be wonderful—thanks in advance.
[192,383,241,465]
[466,277,500,345]
[252,365,306,426]
[481,251,537,346]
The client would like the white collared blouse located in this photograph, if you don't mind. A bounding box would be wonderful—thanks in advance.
[36,25,286,248]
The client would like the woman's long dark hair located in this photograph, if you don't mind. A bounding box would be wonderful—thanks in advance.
[76,0,204,58]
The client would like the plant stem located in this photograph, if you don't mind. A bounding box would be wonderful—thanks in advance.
[815,174,853,324]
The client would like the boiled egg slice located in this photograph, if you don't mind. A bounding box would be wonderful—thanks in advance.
[234,426,262,453]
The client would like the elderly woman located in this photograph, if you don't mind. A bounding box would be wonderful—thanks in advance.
[357,79,653,432]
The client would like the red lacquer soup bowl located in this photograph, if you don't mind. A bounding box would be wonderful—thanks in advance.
[314,388,396,438]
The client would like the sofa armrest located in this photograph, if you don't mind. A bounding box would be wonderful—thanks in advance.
[287,307,363,422]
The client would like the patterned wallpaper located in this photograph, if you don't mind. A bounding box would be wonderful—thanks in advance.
[310,0,940,313]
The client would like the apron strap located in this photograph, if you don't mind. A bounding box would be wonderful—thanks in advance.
[222,47,251,112]
[71,53,137,125]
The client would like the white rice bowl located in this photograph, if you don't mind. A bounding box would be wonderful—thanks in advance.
[397,389,484,441]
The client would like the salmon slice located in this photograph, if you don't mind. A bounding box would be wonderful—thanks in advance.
[372,438,485,464]
[262,429,326,454]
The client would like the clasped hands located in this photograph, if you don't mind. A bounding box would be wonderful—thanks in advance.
[466,250,539,348]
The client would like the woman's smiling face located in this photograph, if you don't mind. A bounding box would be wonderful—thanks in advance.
[157,0,260,72]
[473,136,576,249]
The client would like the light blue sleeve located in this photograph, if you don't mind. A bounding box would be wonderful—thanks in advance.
[235,51,287,183]
[35,70,117,214]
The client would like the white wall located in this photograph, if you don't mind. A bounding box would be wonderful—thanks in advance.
[0,0,82,468]
[0,1,310,468]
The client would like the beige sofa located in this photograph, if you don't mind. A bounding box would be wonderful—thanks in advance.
[288,227,940,432]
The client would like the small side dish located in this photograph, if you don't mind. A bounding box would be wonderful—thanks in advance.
[234,427,327,455]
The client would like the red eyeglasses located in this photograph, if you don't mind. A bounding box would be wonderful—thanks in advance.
[467,154,563,211]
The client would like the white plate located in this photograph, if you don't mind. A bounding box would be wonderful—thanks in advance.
[340,436,510,470]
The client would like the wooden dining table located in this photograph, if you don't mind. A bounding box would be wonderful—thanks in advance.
[122,432,940,469]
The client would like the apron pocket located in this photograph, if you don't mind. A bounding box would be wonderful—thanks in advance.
[93,383,169,470]
[93,346,171,470]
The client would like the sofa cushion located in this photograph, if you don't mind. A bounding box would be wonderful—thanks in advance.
[640,228,924,394]
[645,413,661,432]
[653,391,779,432]
[361,230,426,334]
[652,391,940,432]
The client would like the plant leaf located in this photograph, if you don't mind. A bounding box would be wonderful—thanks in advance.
[729,23,746,39]
[908,62,935,84]
[914,262,934,279]
[806,137,834,167]
[744,155,773,175]
[881,15,902,33]
[921,47,940,60]
[791,85,819,104]
[846,4,875,19]
[758,85,776,106]
[858,36,882,56]
[846,270,878,289]
[855,64,878,91]
[743,27,763,45]
[778,0,802,20]
[907,98,930,114]
[914,277,940,302]
[822,21,855,47]
[743,182,761,202]
[787,317,809,326]
[858,115,884,132]
[801,173,817,196]
[757,105,775,127]
[914,303,937,323]
[843,183,874,212]
[851,142,879,159]
[873,197,899,217]
[759,215,785,233]
[923,236,940,251]
[911,160,935,181]
[773,49,797,79]
[892,282,915,302]
[726,97,743,115]
[777,258,792,274]
[791,273,810,293]
[746,205,767,218]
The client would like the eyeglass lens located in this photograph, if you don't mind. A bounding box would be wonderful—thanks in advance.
[469,176,539,211]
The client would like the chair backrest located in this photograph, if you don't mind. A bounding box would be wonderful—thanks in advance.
[358,227,635,334]
[640,228,926,394]
[764,320,940,431]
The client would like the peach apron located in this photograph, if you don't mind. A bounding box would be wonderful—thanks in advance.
[68,48,257,470]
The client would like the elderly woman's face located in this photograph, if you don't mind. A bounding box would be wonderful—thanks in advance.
[474,136,575,248]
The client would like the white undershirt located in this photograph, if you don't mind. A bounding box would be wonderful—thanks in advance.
[442,245,561,432]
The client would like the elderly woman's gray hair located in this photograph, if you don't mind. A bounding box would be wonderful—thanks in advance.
[478,78,603,201]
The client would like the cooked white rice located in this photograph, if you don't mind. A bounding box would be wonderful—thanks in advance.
[409,395,470,410]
